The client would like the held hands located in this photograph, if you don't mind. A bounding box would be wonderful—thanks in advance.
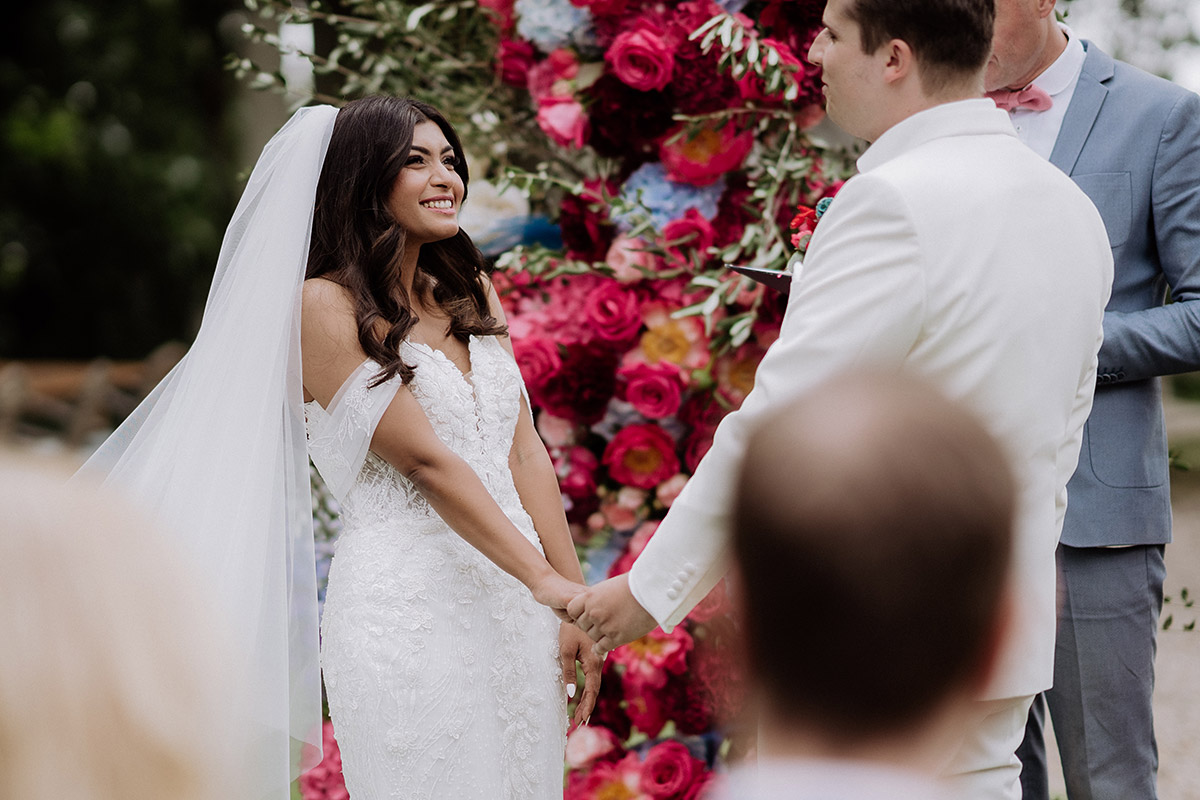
[566,573,657,656]
[559,623,603,725]
[529,569,586,622]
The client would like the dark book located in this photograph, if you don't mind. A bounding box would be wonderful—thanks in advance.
[725,263,794,295]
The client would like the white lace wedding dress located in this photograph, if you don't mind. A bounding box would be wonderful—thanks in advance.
[305,335,566,800]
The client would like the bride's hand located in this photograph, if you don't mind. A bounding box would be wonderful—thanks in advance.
[529,570,585,621]
[559,622,603,726]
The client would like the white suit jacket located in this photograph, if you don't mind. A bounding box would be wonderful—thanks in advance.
[628,99,1113,699]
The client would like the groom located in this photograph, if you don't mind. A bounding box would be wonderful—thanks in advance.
[568,0,1113,797]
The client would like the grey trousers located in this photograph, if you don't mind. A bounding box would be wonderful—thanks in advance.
[1017,543,1166,800]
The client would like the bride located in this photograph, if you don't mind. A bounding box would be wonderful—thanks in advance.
[79,96,601,799]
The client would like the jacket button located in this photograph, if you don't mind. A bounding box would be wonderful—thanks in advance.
[667,588,680,600]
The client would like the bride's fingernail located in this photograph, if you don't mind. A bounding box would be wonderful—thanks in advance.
[567,683,577,698]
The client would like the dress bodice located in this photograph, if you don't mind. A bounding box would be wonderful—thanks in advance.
[304,335,530,532]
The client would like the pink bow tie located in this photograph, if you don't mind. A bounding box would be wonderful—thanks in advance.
[986,84,1053,112]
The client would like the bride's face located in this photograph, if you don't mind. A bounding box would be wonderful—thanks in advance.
[387,120,464,245]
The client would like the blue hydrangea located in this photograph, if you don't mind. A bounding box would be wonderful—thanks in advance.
[515,0,595,52]
[615,162,726,232]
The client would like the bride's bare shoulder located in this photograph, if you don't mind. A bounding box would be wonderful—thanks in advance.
[303,277,353,312]
[301,278,357,347]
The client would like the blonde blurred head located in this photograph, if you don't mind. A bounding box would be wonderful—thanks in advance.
[0,453,239,800]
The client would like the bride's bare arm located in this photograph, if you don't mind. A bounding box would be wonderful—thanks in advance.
[300,278,580,610]
[483,280,603,720]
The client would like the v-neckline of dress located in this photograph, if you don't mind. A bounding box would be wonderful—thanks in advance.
[405,336,476,391]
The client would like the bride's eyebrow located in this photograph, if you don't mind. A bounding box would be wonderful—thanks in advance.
[409,145,455,156]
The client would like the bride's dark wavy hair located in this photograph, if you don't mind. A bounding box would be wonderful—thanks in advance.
[306,95,505,385]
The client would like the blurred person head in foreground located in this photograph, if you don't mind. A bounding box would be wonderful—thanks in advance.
[0,454,240,800]
[723,371,1017,800]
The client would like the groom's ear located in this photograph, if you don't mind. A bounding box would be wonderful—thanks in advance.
[881,38,915,86]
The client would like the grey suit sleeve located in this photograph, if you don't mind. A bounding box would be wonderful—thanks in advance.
[1098,91,1200,383]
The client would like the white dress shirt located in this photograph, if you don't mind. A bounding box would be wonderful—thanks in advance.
[1006,25,1086,158]
[713,758,952,800]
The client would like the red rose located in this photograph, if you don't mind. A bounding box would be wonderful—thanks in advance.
[640,740,705,799]
[586,74,675,159]
[511,336,561,399]
[661,208,717,266]
[622,681,672,738]
[618,361,685,419]
[683,426,715,473]
[586,279,644,344]
[570,0,627,13]
[560,178,618,263]
[605,22,678,92]
[540,343,619,424]
[496,38,534,85]
[537,95,588,149]
[603,423,680,489]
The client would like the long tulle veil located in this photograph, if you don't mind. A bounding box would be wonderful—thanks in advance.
[77,104,340,799]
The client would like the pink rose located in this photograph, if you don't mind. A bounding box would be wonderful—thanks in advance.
[496,38,534,85]
[512,336,561,397]
[603,423,680,489]
[608,520,658,577]
[685,578,729,624]
[655,472,688,507]
[605,22,678,92]
[537,95,588,149]
[640,740,705,799]
[606,234,659,282]
[299,720,348,800]
[661,208,716,265]
[565,723,624,770]
[526,48,579,101]
[478,0,515,31]
[586,279,644,344]
[557,445,600,501]
[618,361,685,419]
[659,122,754,187]
[536,412,575,448]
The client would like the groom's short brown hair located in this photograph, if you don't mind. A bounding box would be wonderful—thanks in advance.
[731,370,1015,742]
[848,0,995,92]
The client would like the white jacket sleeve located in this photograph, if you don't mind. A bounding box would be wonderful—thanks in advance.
[628,173,928,630]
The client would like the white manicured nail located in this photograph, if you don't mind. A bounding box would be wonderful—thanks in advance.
[567,683,577,698]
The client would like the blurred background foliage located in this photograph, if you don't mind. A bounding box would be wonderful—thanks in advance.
[0,0,243,359]
[1,0,1198,363]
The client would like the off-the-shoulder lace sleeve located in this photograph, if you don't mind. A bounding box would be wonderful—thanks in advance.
[306,359,403,502]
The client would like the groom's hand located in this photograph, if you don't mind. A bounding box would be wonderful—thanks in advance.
[567,573,657,655]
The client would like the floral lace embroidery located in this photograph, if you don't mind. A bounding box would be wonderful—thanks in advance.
[307,336,565,800]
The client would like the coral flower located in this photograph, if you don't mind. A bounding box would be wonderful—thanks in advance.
[659,123,754,187]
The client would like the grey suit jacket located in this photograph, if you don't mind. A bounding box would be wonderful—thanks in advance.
[1056,43,1200,547]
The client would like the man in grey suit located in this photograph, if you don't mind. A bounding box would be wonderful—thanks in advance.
[986,1,1200,798]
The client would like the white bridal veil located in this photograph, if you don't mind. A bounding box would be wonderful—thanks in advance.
[78,104,340,799]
